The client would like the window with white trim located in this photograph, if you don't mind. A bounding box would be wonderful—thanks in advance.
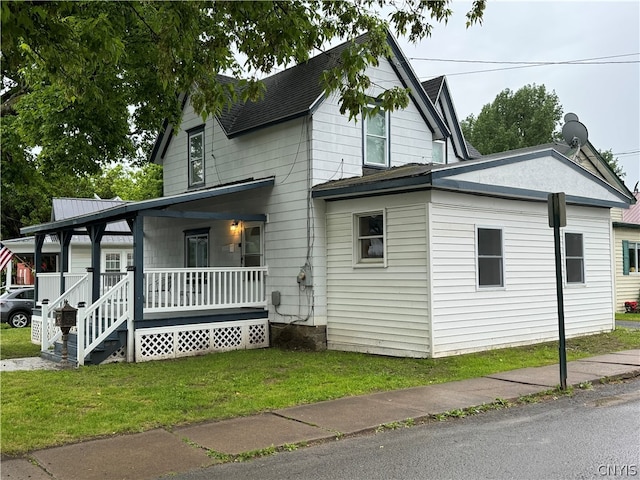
[565,232,584,284]
[185,229,209,267]
[355,212,385,264]
[624,241,639,274]
[477,227,504,287]
[432,140,445,164]
[105,253,121,272]
[188,126,205,187]
[363,106,389,167]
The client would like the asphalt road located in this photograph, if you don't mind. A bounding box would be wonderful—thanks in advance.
[168,378,640,480]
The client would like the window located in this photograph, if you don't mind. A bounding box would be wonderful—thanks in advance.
[105,253,121,272]
[355,212,385,264]
[477,227,503,287]
[565,232,584,284]
[188,127,205,187]
[623,241,639,274]
[242,224,264,267]
[432,140,445,164]
[185,229,209,267]
[126,253,134,268]
[363,106,389,167]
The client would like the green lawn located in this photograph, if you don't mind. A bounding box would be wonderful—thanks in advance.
[0,324,40,359]
[616,312,640,322]
[2,327,639,456]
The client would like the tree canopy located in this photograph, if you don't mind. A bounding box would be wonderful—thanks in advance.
[598,149,626,179]
[2,0,486,172]
[461,84,563,155]
[1,0,486,239]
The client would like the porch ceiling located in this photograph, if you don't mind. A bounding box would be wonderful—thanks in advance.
[21,177,275,236]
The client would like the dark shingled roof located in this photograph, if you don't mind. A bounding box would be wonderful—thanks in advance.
[421,76,444,104]
[217,36,367,138]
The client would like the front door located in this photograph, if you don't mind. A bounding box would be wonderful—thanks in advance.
[241,223,263,267]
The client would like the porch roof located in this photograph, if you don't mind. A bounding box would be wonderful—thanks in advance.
[21,177,275,236]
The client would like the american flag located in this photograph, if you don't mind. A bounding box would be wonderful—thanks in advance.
[0,245,14,271]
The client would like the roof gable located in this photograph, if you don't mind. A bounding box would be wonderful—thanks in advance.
[151,32,450,162]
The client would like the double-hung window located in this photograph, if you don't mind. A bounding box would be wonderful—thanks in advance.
[477,227,504,288]
[188,126,205,187]
[185,228,209,267]
[355,212,385,265]
[565,232,584,284]
[363,106,389,167]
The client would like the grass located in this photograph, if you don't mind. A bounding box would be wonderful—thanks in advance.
[0,324,40,359]
[615,312,640,322]
[1,328,639,456]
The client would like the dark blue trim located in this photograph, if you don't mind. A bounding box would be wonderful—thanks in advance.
[136,309,268,328]
[184,227,210,236]
[21,178,275,235]
[613,222,640,230]
[386,58,435,135]
[386,31,450,139]
[313,174,433,199]
[133,215,144,326]
[439,81,470,160]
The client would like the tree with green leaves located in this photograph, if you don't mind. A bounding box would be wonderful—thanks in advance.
[461,84,563,155]
[1,0,486,239]
[598,149,626,179]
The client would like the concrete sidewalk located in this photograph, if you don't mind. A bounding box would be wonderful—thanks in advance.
[2,350,639,480]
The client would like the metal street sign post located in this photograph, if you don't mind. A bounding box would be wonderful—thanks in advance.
[548,192,567,390]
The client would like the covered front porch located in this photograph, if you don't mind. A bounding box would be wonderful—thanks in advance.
[21,178,275,365]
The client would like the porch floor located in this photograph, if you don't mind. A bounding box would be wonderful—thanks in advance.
[139,307,268,329]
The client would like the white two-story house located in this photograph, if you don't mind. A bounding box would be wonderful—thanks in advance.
[22,32,633,364]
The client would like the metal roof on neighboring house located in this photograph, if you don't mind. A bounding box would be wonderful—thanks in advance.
[622,192,640,224]
[52,197,131,233]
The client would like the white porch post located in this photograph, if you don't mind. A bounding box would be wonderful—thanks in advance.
[41,299,49,351]
[76,301,86,366]
[126,267,135,362]
[5,258,13,290]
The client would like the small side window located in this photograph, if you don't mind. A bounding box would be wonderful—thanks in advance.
[363,106,389,167]
[565,232,584,284]
[355,212,385,264]
[432,140,445,164]
[477,227,504,288]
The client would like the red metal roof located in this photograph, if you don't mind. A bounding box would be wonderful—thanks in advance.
[622,192,640,224]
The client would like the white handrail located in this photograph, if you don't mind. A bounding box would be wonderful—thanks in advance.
[144,267,268,313]
[41,273,91,352]
[77,271,132,366]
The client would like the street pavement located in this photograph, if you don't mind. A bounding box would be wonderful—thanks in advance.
[1,349,639,480]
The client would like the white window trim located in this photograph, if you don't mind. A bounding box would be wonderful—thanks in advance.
[432,140,446,164]
[188,127,205,187]
[184,229,210,268]
[363,106,390,168]
[563,230,586,286]
[628,241,640,274]
[475,226,505,290]
[353,210,387,268]
[102,250,131,273]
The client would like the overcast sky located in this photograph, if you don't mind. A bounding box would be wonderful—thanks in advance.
[396,1,640,191]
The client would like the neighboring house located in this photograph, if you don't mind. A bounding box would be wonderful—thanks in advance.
[20,32,634,365]
[613,190,640,311]
[2,198,133,300]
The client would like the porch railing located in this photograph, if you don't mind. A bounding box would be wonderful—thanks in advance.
[41,273,91,351]
[144,267,268,313]
[38,272,126,304]
[77,271,134,366]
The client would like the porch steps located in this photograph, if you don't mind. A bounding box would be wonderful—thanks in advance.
[40,327,127,366]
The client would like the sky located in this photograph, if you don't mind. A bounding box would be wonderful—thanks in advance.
[396,1,640,191]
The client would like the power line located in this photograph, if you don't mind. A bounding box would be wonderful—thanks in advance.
[410,53,639,77]
[613,150,640,157]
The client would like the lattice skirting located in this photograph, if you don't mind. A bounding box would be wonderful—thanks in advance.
[135,319,269,362]
[31,316,42,345]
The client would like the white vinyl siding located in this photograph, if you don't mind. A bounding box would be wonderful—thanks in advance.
[326,193,430,358]
[429,191,613,357]
[613,226,640,311]
[149,114,327,325]
[311,58,434,186]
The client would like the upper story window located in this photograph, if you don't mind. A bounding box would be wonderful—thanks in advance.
[105,253,121,272]
[432,140,445,164]
[355,212,385,265]
[477,227,504,288]
[188,126,205,187]
[363,106,389,167]
[565,232,584,284]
